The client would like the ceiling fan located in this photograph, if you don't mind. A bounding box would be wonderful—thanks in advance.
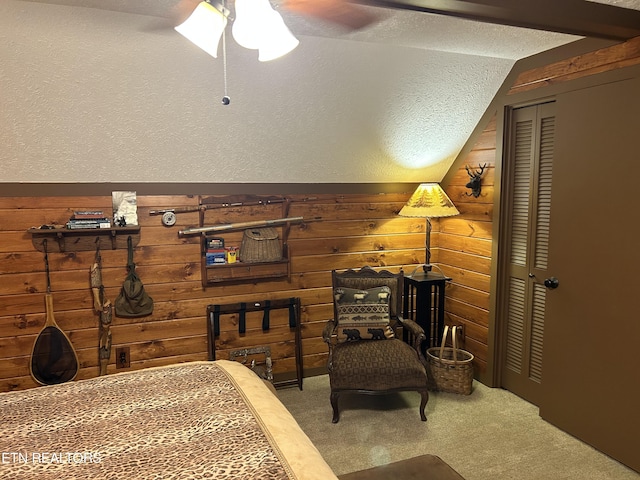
[274,0,380,30]
[19,0,640,40]
[164,0,380,104]
[170,0,380,32]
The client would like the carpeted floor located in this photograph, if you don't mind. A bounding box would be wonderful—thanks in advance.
[277,375,639,480]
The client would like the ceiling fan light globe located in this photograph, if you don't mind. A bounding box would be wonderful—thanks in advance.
[174,1,227,58]
[232,0,271,50]
[258,10,299,61]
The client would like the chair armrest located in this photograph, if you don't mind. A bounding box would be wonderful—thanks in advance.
[322,319,337,344]
[322,319,338,372]
[397,316,427,364]
[398,317,425,339]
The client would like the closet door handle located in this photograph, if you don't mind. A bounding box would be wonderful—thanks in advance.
[544,277,559,289]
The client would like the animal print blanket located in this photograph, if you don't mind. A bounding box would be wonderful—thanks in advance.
[0,361,337,480]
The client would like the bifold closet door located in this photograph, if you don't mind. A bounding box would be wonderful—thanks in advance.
[500,102,555,406]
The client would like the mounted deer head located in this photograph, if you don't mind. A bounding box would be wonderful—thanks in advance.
[465,163,487,198]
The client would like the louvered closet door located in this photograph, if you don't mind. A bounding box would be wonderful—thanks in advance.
[501,102,555,405]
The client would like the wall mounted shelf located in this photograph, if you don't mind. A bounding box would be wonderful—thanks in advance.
[197,195,292,287]
[28,227,141,252]
[202,245,290,286]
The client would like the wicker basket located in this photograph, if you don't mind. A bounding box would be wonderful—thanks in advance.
[239,227,282,263]
[426,325,474,395]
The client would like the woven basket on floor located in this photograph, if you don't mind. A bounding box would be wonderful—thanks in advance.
[426,325,474,395]
[239,227,282,263]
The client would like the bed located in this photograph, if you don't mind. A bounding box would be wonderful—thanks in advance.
[0,360,339,480]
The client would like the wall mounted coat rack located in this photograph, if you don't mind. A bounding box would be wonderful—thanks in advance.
[28,227,140,252]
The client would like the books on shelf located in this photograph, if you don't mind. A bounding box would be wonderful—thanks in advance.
[66,220,111,229]
[72,210,106,219]
[67,211,111,229]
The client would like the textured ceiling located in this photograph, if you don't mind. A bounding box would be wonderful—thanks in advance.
[1,1,637,185]
[15,0,584,59]
[281,6,577,59]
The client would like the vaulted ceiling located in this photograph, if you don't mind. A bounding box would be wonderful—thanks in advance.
[2,0,639,185]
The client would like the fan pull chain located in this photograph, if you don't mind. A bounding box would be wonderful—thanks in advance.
[221,0,230,106]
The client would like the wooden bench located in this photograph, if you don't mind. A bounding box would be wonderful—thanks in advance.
[338,454,465,480]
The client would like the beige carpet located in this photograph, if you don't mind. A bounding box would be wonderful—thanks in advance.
[277,375,639,480]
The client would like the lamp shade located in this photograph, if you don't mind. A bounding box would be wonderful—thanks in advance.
[399,183,460,218]
[174,2,227,58]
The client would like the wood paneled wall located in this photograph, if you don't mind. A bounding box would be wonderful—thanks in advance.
[509,36,640,95]
[0,192,437,392]
[440,117,497,378]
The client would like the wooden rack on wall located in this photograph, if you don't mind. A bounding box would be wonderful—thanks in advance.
[197,195,292,287]
[28,227,141,252]
[207,297,303,390]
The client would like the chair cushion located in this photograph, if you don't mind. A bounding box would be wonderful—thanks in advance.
[334,287,394,342]
[330,339,427,391]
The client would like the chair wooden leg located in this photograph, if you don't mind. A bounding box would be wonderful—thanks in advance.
[419,390,429,421]
[330,391,340,423]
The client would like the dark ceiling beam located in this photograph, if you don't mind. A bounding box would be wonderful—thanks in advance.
[359,0,640,40]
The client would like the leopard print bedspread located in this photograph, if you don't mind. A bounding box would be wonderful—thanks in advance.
[0,362,297,479]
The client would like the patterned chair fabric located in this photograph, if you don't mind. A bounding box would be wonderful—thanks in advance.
[323,266,429,423]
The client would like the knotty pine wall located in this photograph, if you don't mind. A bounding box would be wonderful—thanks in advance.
[1,192,446,392]
[508,36,640,95]
[440,117,496,379]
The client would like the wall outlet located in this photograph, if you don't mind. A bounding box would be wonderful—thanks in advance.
[116,346,130,369]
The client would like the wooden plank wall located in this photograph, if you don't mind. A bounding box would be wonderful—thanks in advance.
[440,117,497,378]
[509,36,640,95]
[0,192,436,392]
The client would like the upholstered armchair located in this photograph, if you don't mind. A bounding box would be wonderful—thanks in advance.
[322,266,429,423]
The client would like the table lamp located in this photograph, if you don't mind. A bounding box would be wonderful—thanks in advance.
[399,183,459,272]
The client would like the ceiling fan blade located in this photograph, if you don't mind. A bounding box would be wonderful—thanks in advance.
[169,0,202,25]
[139,0,200,33]
[282,0,379,30]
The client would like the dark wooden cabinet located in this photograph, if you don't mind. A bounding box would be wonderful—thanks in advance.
[403,271,450,352]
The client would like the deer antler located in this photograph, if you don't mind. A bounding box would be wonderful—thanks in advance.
[465,165,474,177]
[464,163,488,198]
[466,163,487,179]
